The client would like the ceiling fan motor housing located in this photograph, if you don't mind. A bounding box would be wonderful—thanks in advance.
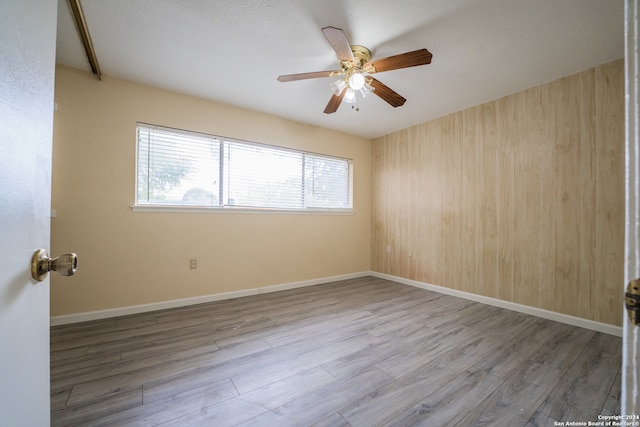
[341,45,373,72]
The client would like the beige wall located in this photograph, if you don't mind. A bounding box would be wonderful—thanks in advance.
[372,59,625,326]
[51,66,371,316]
[52,59,625,326]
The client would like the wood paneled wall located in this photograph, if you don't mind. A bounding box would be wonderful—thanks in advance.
[371,59,625,326]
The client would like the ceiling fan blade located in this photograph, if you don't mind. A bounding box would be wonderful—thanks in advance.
[324,90,346,114]
[322,26,355,63]
[277,70,340,82]
[368,77,406,107]
[369,48,433,73]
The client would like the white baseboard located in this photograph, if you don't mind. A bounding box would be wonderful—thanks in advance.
[51,270,623,337]
[49,271,371,326]
[370,271,623,337]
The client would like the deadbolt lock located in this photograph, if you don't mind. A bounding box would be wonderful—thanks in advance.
[626,279,640,325]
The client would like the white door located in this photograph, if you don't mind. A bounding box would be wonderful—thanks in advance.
[624,0,640,415]
[0,0,57,425]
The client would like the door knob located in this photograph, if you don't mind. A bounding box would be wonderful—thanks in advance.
[31,249,78,282]
[626,279,640,325]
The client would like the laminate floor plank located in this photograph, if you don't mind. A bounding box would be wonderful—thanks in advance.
[86,322,218,357]
[602,372,622,416]
[119,329,219,360]
[259,310,374,348]
[339,354,469,426]
[231,366,395,427]
[50,388,71,411]
[537,343,621,421]
[91,378,239,427]
[415,295,478,324]
[212,316,331,348]
[474,318,562,380]
[453,360,563,426]
[50,349,122,377]
[383,367,504,427]
[142,337,322,403]
[310,412,352,427]
[64,339,269,405]
[121,365,335,426]
[51,388,143,427]
[50,314,213,352]
[302,309,412,346]
[589,330,623,356]
[204,315,282,346]
[50,276,622,426]
[529,324,595,371]
[366,310,432,339]
[50,345,90,362]
[339,333,503,426]
[322,323,441,380]
[374,324,480,379]
[466,309,538,337]
[230,333,381,395]
[525,410,558,427]
[51,338,220,390]
[255,298,344,324]
[50,318,118,342]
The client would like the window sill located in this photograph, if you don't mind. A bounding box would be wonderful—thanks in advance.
[131,204,354,215]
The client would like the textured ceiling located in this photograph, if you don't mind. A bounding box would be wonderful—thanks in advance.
[56,0,625,139]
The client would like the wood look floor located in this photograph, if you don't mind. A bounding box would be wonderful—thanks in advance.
[50,277,622,426]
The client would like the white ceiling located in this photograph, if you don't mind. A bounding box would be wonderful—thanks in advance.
[56,0,625,139]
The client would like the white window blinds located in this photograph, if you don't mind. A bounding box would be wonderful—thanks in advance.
[137,125,220,205]
[224,142,303,209]
[304,154,352,209]
[136,123,353,212]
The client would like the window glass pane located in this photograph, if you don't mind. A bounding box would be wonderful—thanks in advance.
[304,155,352,208]
[137,125,220,205]
[224,142,303,209]
[136,123,353,211]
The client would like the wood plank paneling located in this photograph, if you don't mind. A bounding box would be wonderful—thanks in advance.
[553,74,582,318]
[479,102,498,298]
[513,84,550,309]
[371,59,625,326]
[408,121,442,285]
[439,113,463,291]
[579,69,597,321]
[461,107,481,296]
[495,92,519,302]
[595,59,625,326]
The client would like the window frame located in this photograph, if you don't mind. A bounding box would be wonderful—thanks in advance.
[133,123,354,214]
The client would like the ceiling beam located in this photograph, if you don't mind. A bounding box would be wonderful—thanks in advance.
[67,0,101,79]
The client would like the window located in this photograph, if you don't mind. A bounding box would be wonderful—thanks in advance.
[135,123,353,212]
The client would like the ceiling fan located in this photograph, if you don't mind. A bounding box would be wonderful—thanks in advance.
[277,26,433,114]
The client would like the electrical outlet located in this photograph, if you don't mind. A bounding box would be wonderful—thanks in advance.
[189,258,197,269]
[386,245,391,254]
[408,250,413,258]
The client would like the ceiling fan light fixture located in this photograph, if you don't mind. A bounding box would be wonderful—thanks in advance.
[359,80,374,98]
[330,78,347,95]
[348,73,365,91]
[343,88,357,104]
